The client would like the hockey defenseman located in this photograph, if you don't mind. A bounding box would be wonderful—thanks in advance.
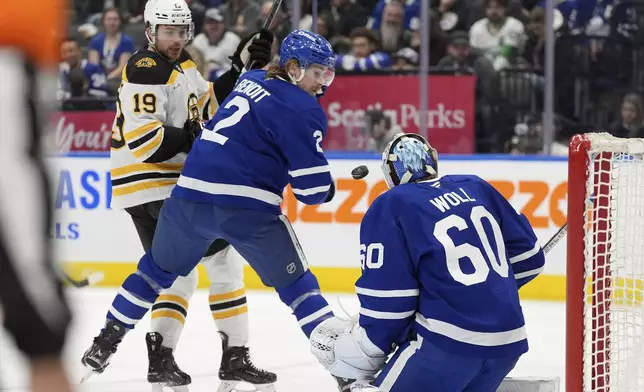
[82,28,342,391]
[310,133,546,392]
[81,0,276,390]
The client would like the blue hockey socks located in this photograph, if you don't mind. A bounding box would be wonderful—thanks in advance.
[277,270,334,337]
[106,252,177,329]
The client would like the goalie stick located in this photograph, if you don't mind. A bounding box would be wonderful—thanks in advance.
[543,222,567,255]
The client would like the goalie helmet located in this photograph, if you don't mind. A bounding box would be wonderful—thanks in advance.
[381,132,438,188]
[144,0,194,45]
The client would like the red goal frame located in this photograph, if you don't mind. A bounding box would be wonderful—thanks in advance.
[567,134,612,392]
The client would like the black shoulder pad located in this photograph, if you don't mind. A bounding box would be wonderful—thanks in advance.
[124,50,175,85]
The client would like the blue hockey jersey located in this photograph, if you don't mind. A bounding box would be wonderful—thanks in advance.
[173,69,334,214]
[58,59,108,99]
[356,175,545,358]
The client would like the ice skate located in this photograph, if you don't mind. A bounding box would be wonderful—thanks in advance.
[217,332,277,392]
[80,320,126,381]
[146,332,192,392]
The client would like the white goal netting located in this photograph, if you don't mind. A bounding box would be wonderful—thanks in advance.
[581,133,644,392]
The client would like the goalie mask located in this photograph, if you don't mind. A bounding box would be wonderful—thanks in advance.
[381,133,439,188]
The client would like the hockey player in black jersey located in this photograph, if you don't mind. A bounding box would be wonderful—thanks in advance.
[81,0,276,391]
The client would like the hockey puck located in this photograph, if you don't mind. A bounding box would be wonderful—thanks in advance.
[351,165,369,180]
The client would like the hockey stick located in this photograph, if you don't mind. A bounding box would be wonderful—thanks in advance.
[243,0,283,71]
[58,269,105,288]
[543,222,567,254]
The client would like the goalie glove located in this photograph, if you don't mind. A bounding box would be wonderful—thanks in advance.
[310,316,387,380]
[230,29,275,74]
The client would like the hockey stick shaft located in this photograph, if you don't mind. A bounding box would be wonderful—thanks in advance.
[58,268,104,288]
[543,222,567,255]
[243,0,283,70]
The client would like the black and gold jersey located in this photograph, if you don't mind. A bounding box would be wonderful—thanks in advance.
[110,48,217,209]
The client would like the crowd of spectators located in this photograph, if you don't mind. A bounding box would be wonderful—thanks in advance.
[61,0,644,154]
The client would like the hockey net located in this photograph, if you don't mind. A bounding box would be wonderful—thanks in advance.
[567,133,644,392]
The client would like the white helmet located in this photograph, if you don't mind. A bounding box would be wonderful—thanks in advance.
[144,0,194,45]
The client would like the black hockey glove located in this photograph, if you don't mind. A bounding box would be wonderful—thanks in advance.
[230,29,275,74]
[323,181,336,203]
[183,119,203,144]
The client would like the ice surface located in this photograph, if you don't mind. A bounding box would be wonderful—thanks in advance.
[0,289,565,391]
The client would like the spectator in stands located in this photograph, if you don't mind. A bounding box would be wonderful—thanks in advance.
[219,0,261,38]
[432,0,473,33]
[376,0,407,53]
[88,8,135,83]
[59,37,108,100]
[331,0,370,37]
[403,10,447,66]
[391,47,419,70]
[519,6,565,70]
[609,93,644,138]
[124,0,147,24]
[504,114,543,154]
[187,0,208,36]
[315,12,338,42]
[336,27,392,71]
[437,31,497,98]
[368,0,419,33]
[257,0,290,43]
[364,110,400,152]
[192,8,240,81]
[469,0,526,71]
[467,0,526,28]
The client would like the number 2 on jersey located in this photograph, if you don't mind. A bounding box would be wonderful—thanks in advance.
[202,96,326,150]
[201,96,250,145]
[433,205,509,286]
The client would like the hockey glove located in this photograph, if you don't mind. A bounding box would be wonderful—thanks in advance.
[183,119,204,144]
[324,180,336,203]
[230,29,274,74]
[310,317,387,380]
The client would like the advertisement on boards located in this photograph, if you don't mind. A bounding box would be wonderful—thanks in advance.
[320,75,477,153]
[49,159,143,264]
[47,75,476,154]
[48,111,114,154]
[50,156,567,295]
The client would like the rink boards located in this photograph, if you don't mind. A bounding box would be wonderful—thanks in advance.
[50,153,569,301]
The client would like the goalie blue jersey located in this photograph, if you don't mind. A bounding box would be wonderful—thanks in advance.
[173,69,333,213]
[356,175,545,358]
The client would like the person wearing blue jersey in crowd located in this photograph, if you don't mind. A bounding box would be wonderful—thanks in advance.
[59,37,108,100]
[311,132,546,392]
[80,28,342,387]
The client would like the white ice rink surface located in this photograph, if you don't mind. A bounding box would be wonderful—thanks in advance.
[0,289,565,391]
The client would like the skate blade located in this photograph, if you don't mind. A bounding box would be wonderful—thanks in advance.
[80,367,97,383]
[217,380,276,392]
[150,384,190,392]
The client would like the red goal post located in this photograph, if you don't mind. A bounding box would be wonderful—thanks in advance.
[567,133,644,392]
